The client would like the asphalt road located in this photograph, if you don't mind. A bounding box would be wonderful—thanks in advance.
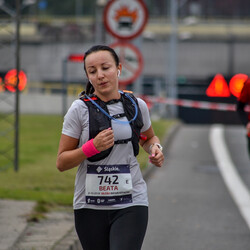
[142,124,250,250]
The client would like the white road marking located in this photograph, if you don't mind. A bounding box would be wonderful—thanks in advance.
[209,124,250,230]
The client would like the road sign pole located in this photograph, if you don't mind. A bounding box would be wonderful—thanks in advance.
[167,0,178,118]
[133,36,143,94]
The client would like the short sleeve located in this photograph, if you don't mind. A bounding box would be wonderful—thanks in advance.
[62,100,88,139]
[137,98,151,132]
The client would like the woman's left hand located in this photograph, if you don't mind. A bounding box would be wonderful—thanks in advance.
[149,145,164,167]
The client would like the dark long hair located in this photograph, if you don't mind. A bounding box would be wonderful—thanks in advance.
[83,45,120,95]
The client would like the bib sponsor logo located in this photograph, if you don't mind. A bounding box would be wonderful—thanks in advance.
[85,164,133,205]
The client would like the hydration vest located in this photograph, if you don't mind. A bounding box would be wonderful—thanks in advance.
[79,91,144,162]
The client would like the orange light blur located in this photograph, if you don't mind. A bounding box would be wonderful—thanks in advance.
[68,54,84,62]
[206,74,231,97]
[4,69,27,92]
[229,73,248,98]
[0,77,4,92]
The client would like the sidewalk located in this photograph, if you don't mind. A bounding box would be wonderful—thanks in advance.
[0,199,81,250]
[0,123,180,250]
[0,200,34,250]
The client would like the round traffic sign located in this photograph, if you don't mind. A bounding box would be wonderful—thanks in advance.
[110,42,144,86]
[104,0,148,40]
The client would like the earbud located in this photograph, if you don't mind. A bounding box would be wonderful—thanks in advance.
[89,79,92,85]
[118,70,120,77]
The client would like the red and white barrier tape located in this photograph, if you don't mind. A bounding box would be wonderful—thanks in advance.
[140,95,250,112]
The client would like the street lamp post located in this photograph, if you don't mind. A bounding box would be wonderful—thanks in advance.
[14,0,21,172]
[0,0,36,171]
[167,0,178,118]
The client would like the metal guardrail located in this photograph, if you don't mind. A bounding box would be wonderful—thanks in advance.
[23,83,84,96]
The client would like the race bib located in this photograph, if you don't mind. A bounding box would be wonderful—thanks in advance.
[85,164,133,205]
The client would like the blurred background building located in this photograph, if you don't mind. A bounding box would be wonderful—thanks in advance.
[2,0,250,18]
[0,0,250,123]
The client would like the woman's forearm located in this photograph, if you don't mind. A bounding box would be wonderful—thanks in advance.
[57,147,87,172]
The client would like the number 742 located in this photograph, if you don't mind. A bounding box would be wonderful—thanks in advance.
[98,175,119,185]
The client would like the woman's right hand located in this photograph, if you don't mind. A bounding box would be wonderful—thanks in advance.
[93,128,114,152]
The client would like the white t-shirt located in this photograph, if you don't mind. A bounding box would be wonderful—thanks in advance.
[62,96,151,210]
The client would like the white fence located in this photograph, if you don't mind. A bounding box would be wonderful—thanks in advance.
[0,92,77,115]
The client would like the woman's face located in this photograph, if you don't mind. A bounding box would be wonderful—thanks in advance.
[85,50,121,101]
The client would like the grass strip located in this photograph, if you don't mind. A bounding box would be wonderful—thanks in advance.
[0,114,177,205]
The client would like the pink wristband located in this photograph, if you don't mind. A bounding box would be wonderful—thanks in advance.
[82,139,100,158]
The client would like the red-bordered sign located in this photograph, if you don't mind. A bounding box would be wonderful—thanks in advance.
[104,0,148,40]
[110,42,144,86]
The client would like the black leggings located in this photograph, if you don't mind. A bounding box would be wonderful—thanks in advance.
[74,206,148,250]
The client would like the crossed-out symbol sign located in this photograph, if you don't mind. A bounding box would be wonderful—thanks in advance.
[110,42,144,86]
